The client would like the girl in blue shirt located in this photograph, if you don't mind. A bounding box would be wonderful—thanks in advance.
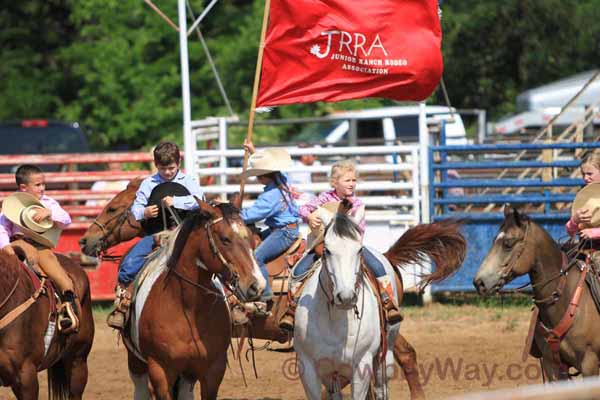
[240,140,300,303]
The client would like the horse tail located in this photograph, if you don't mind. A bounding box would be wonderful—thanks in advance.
[48,359,70,400]
[384,219,466,289]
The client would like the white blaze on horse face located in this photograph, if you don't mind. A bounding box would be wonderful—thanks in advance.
[248,248,267,292]
[324,227,362,307]
[231,221,250,239]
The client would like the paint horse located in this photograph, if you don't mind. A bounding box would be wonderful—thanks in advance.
[474,206,600,380]
[124,200,265,399]
[295,202,466,399]
[0,250,94,399]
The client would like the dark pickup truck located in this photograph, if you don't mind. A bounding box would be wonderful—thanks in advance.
[0,120,90,173]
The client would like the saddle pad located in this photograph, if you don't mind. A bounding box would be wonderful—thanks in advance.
[129,246,169,352]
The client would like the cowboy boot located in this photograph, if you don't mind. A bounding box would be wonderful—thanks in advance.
[226,293,249,326]
[58,290,81,334]
[377,276,403,324]
[278,300,297,333]
[107,283,132,330]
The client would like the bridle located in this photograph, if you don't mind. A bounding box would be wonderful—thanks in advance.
[497,220,576,305]
[171,215,247,300]
[318,224,363,307]
[497,221,530,284]
[90,208,140,255]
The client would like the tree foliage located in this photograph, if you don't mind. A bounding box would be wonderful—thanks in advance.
[1,0,598,150]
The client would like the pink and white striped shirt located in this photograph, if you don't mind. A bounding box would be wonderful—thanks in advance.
[299,189,366,234]
[0,194,71,249]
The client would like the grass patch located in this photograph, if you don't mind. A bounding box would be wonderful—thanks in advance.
[432,292,532,308]
[92,301,113,315]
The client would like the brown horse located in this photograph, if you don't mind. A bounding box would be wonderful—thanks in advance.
[78,178,143,258]
[124,200,265,399]
[474,206,600,381]
[0,252,94,399]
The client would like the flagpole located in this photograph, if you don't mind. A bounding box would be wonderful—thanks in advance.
[239,0,271,205]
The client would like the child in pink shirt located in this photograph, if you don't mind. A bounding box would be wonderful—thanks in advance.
[566,153,600,240]
[279,160,402,332]
[0,165,79,334]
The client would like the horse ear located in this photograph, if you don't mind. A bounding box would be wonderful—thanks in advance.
[350,205,365,227]
[319,207,334,227]
[230,192,242,209]
[338,198,353,215]
[196,197,218,218]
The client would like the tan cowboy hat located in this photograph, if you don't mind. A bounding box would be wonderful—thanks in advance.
[572,183,600,229]
[2,192,61,248]
[241,148,292,179]
[307,201,340,251]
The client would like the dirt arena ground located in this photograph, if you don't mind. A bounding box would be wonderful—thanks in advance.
[0,303,541,399]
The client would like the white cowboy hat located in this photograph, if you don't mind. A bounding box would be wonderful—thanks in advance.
[241,148,292,179]
[2,192,61,248]
[572,183,600,229]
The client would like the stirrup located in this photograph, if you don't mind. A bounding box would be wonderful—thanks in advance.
[58,302,80,334]
[242,301,271,318]
[107,309,126,330]
[230,304,249,326]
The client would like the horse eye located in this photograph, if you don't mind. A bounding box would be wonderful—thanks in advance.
[220,236,231,245]
[503,239,517,250]
[107,207,117,213]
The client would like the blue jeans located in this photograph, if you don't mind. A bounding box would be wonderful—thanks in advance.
[118,235,154,285]
[292,246,386,279]
[256,227,298,301]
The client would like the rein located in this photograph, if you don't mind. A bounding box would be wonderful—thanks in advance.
[170,215,240,299]
[92,209,140,255]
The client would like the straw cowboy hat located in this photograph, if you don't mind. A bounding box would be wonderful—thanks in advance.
[241,148,292,179]
[572,182,600,229]
[307,201,341,250]
[2,192,61,248]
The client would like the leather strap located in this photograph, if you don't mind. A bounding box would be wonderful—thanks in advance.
[0,277,46,331]
[536,265,588,379]
[522,306,540,362]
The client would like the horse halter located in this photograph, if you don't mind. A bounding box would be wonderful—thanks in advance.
[204,216,240,291]
[319,246,363,307]
[497,221,530,283]
[91,208,137,254]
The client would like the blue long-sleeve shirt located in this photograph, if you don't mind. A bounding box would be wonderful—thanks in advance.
[241,181,300,229]
[131,170,205,221]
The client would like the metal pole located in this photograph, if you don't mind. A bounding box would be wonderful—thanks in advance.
[178,0,195,177]
[218,118,228,201]
[418,102,433,304]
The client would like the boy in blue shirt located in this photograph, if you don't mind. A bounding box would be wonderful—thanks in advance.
[107,142,204,329]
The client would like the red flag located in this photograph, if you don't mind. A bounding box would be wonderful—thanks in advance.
[256,0,443,107]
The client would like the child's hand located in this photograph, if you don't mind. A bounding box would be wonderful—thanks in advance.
[32,208,52,223]
[581,228,596,240]
[144,205,159,219]
[243,139,256,154]
[1,246,15,257]
[162,196,174,207]
[308,213,322,230]
[574,208,592,225]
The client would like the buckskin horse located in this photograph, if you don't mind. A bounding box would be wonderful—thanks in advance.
[123,200,265,399]
[80,186,427,399]
[0,250,94,399]
[294,201,465,399]
[474,206,600,381]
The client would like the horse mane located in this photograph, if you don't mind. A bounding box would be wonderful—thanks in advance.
[384,219,466,287]
[330,213,361,241]
[167,211,211,269]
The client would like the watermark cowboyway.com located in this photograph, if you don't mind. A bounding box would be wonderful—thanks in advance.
[281,356,542,387]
